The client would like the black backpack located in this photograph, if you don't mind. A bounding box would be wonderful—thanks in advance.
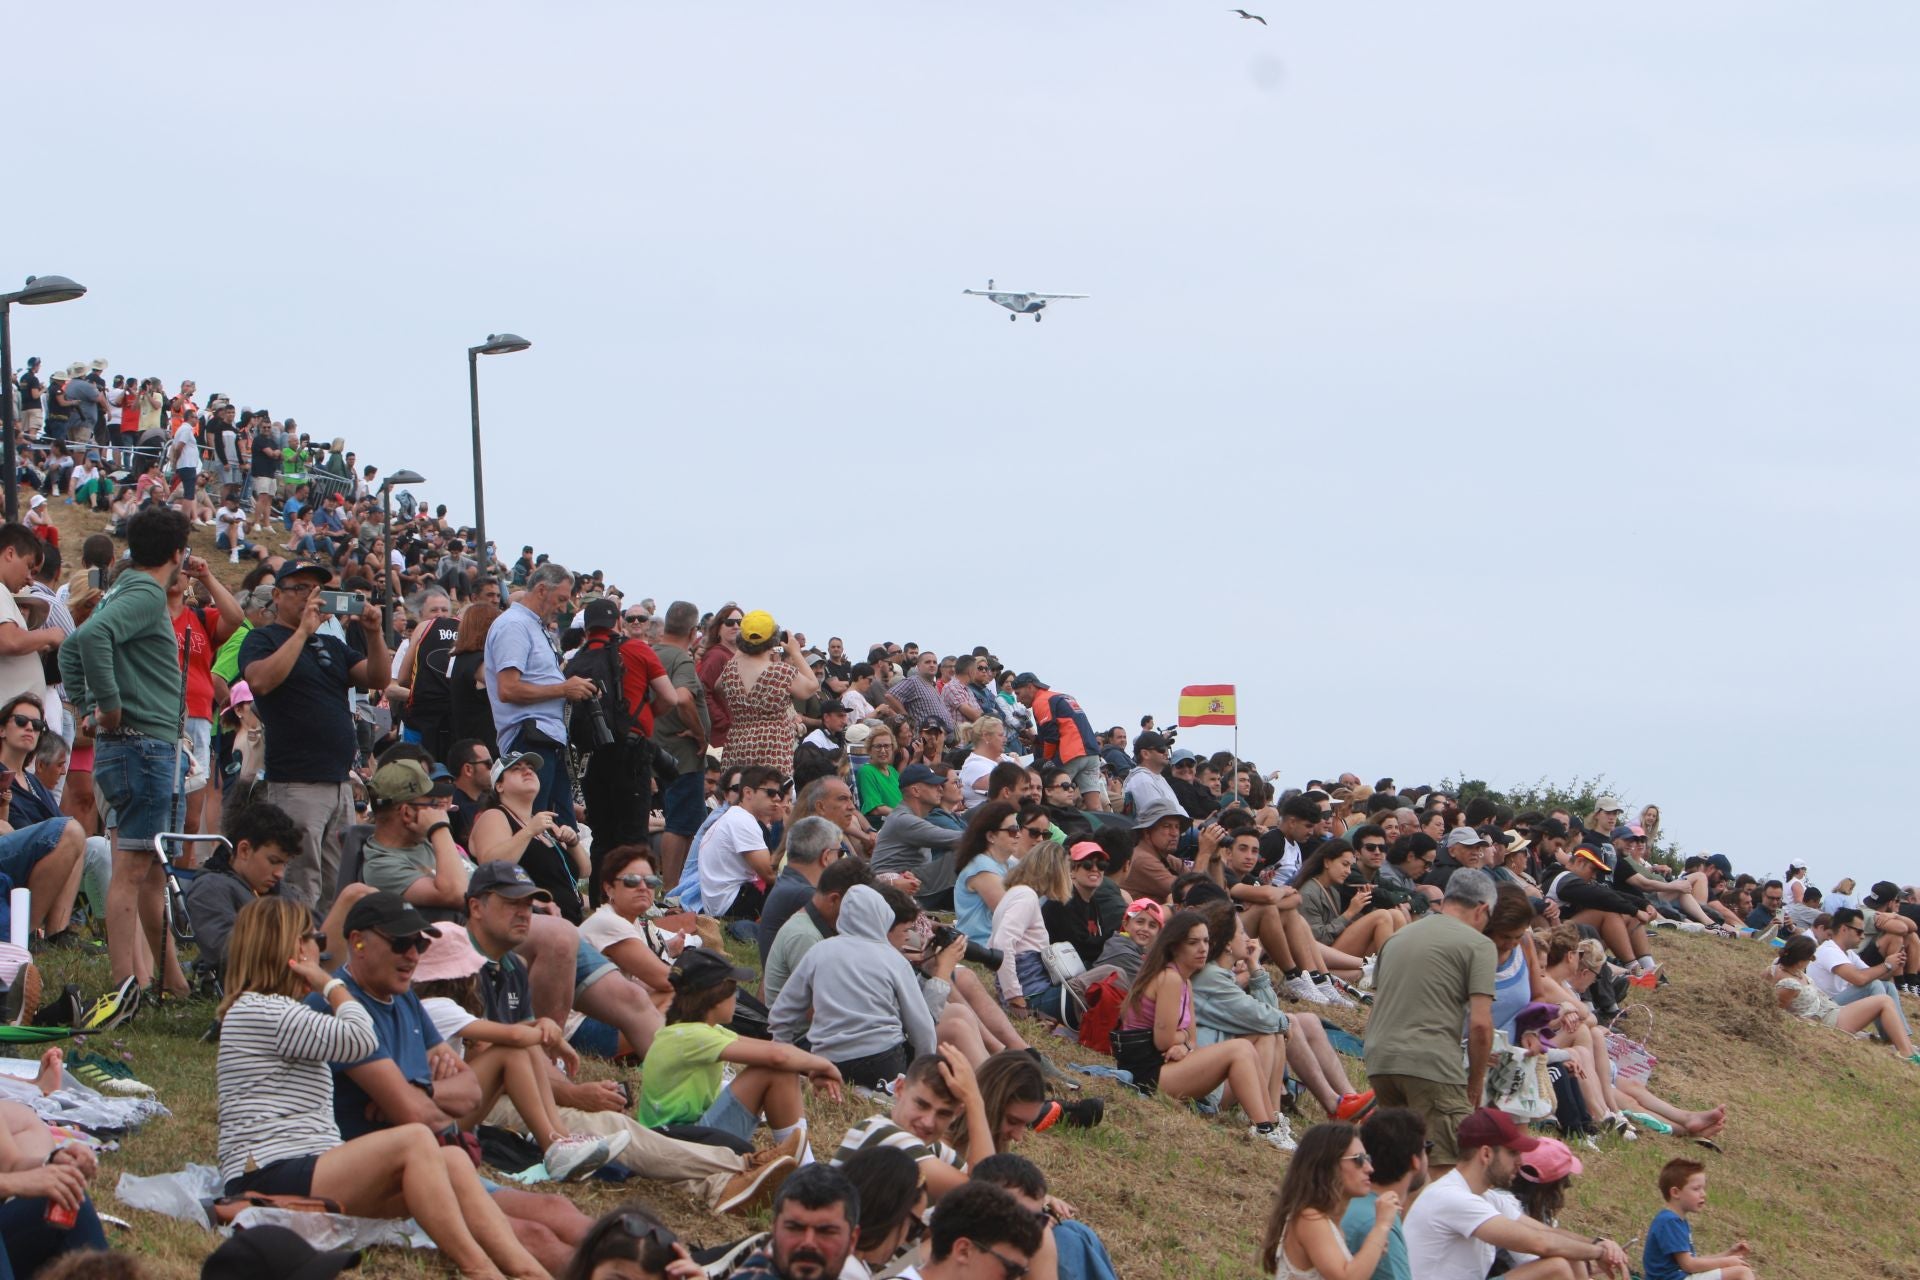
[562,637,637,749]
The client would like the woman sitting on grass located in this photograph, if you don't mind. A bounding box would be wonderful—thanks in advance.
[412,923,627,1183]
[1192,901,1374,1129]
[990,840,1075,1023]
[1534,929,1727,1138]
[1260,1120,1401,1280]
[1293,838,1406,962]
[1774,934,1920,1065]
[578,845,686,1002]
[638,948,845,1163]
[559,1204,704,1280]
[216,898,549,1280]
[950,800,1020,946]
[1114,908,1295,1151]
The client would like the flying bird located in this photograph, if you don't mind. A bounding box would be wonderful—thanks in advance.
[1230,8,1268,24]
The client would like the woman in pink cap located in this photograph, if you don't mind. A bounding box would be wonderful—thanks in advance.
[1483,1136,1584,1267]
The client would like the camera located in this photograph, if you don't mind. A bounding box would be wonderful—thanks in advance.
[575,682,616,751]
[927,922,1004,972]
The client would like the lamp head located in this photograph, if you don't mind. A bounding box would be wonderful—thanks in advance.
[9,275,87,306]
[472,333,531,356]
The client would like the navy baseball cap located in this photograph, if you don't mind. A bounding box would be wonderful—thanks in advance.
[899,763,944,788]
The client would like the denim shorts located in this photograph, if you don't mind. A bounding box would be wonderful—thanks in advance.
[94,734,184,846]
[662,771,707,837]
[568,1016,621,1058]
[699,1083,759,1143]
[0,818,69,886]
[574,939,617,993]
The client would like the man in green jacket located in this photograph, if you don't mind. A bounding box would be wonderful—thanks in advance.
[60,506,192,995]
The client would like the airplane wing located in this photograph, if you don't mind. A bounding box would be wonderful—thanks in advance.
[1027,293,1088,300]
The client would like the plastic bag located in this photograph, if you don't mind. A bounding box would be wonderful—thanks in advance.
[226,1206,433,1251]
[115,1164,223,1223]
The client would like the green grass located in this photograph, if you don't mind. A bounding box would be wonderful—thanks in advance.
[21,931,1918,1280]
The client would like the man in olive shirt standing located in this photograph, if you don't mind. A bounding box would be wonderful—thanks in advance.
[649,601,709,887]
[1361,867,1498,1174]
[61,507,192,994]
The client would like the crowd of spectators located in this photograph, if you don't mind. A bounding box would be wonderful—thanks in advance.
[2,356,1915,1280]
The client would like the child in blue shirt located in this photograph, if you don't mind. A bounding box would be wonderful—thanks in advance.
[1644,1158,1756,1280]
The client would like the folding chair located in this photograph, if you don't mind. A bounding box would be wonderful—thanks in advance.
[153,833,231,998]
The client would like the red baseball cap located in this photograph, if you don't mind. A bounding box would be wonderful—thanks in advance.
[1068,841,1106,863]
[1455,1107,1541,1154]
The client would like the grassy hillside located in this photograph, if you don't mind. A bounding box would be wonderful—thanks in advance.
[26,499,1920,1279]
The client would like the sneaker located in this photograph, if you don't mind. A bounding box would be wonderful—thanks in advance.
[78,976,142,1032]
[1249,1120,1297,1153]
[714,1152,799,1215]
[67,1052,157,1098]
[1906,1051,1920,1068]
[1333,1091,1376,1122]
[1282,973,1332,1005]
[1359,957,1377,991]
[1033,1097,1104,1131]
[544,1135,614,1182]
[3,962,42,1027]
[1603,1112,1639,1142]
[1752,922,1780,945]
[1314,978,1358,1009]
[32,984,83,1030]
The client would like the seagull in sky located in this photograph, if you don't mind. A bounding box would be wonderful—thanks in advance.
[1230,8,1268,24]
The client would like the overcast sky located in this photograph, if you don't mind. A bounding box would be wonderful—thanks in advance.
[14,2,1917,888]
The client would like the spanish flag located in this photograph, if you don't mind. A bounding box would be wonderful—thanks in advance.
[1177,684,1237,727]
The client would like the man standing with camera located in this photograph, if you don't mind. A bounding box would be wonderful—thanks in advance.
[240,561,390,909]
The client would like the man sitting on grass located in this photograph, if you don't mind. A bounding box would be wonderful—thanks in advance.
[184,801,305,974]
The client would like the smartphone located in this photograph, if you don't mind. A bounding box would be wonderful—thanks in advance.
[318,589,362,618]
[87,568,103,590]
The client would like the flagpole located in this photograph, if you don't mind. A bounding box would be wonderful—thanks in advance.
[1231,720,1239,808]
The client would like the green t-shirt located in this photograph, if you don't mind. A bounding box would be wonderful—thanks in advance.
[857,764,901,816]
[212,621,253,685]
[637,1021,737,1127]
[1361,912,1496,1086]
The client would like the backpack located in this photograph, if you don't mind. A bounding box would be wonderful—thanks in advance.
[1076,971,1129,1055]
[562,637,637,749]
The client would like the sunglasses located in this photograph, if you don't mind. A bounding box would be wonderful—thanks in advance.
[722,618,742,627]
[997,824,1022,835]
[616,874,664,891]
[614,1213,680,1255]
[979,1245,1029,1280]
[625,614,650,624]
[303,930,329,952]
[1342,1152,1374,1166]
[1022,825,1050,838]
[1360,842,1387,853]
[7,714,46,733]
[376,931,433,955]
[756,786,786,798]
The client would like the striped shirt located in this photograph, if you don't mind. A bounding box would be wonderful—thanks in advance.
[829,1114,964,1172]
[216,991,379,1185]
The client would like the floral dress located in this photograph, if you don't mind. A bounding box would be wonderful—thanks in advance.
[1776,973,1839,1027]
[717,656,799,777]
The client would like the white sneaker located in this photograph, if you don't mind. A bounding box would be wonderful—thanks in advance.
[1315,978,1358,1009]
[1250,1120,1297,1152]
[1283,973,1333,1005]
[545,1135,614,1182]
[1359,957,1377,991]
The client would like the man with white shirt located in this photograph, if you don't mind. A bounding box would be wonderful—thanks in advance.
[957,716,1010,810]
[1402,1108,1628,1280]
[700,765,782,921]
[1121,732,1179,817]
[1812,908,1912,1035]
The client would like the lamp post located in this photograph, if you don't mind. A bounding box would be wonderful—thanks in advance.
[466,332,530,584]
[380,469,427,644]
[0,274,87,521]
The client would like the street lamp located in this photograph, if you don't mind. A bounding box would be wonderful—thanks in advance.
[379,469,427,643]
[466,332,530,580]
[1,274,88,521]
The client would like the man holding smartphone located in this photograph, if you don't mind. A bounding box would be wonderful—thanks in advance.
[240,561,390,910]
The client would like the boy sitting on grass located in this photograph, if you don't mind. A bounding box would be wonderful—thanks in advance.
[1645,1158,1756,1280]
[829,1045,993,1197]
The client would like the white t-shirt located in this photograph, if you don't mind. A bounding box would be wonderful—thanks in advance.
[579,903,686,961]
[958,752,1000,809]
[1482,1189,1539,1265]
[1401,1169,1499,1280]
[841,687,876,721]
[216,506,247,542]
[422,995,478,1055]
[1809,939,1861,998]
[699,805,767,916]
[0,592,48,716]
[170,422,200,471]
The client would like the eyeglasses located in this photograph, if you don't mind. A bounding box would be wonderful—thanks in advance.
[7,714,46,733]
[977,1245,1029,1280]
[303,930,329,952]
[377,932,432,955]
[997,824,1022,835]
[1423,1140,1436,1153]
[616,874,664,891]
[1341,1152,1374,1166]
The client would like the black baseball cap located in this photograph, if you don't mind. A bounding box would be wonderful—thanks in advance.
[202,1224,361,1280]
[341,891,442,942]
[1135,731,1170,755]
[1011,672,1043,689]
[467,861,554,903]
[668,947,756,991]
[582,598,619,630]
[820,699,849,716]
[276,561,334,585]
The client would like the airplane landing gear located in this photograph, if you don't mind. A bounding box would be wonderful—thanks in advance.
[1034,312,1043,322]
[1010,313,1017,322]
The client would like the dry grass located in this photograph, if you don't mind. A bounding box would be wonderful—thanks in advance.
[28,500,1920,1279]
[19,931,1920,1280]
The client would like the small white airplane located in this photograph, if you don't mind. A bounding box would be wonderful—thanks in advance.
[962,279,1089,322]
